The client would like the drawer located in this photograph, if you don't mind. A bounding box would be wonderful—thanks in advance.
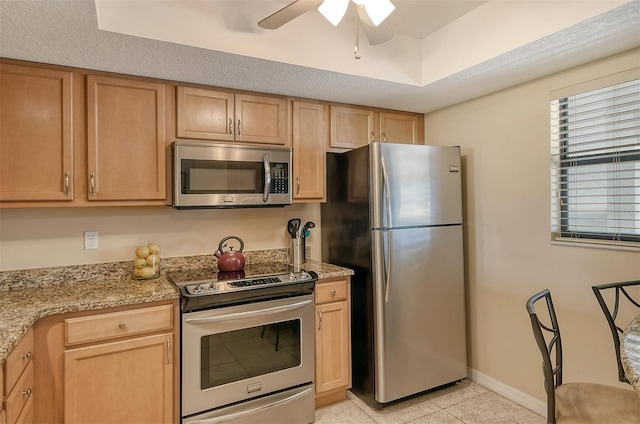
[4,328,33,394]
[14,394,32,424]
[65,304,173,346]
[315,278,348,304]
[5,361,33,424]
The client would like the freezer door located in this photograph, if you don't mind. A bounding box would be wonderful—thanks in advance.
[370,143,462,229]
[372,225,467,404]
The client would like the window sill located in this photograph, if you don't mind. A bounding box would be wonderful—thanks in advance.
[551,237,640,252]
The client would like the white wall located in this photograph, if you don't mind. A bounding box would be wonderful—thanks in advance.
[0,203,321,271]
[424,47,640,404]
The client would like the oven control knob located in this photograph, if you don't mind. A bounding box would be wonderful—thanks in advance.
[289,273,295,281]
[208,283,217,291]
[192,285,202,293]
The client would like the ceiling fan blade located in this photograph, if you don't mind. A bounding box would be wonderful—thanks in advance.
[357,9,394,45]
[258,0,324,30]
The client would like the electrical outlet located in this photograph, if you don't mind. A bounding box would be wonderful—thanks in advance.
[84,231,98,250]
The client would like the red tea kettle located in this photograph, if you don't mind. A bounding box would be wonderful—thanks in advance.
[214,236,246,272]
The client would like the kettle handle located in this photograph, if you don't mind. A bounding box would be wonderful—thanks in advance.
[218,236,245,253]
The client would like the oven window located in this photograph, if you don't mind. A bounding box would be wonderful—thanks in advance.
[201,319,302,390]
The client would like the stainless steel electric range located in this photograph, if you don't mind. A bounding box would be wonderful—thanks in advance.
[168,263,318,424]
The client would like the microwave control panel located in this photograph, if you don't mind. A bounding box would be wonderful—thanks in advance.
[271,163,289,194]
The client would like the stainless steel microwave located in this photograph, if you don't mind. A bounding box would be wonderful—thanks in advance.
[171,141,292,209]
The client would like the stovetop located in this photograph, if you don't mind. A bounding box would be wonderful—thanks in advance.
[168,263,317,312]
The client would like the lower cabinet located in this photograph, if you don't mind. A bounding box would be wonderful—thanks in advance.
[3,328,34,424]
[314,276,351,408]
[32,301,179,424]
[64,333,173,424]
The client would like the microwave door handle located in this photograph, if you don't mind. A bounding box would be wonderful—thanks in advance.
[186,387,314,424]
[263,153,271,203]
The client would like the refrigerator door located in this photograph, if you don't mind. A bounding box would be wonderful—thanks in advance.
[372,225,467,404]
[370,143,462,229]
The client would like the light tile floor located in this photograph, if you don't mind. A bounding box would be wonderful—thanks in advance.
[315,380,545,424]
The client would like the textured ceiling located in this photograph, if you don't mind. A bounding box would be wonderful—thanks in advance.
[1,1,639,113]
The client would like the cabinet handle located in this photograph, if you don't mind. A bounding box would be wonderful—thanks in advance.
[237,119,242,136]
[90,172,96,196]
[22,351,32,360]
[330,289,336,296]
[166,338,171,364]
[371,131,375,142]
[228,118,233,137]
[22,388,32,396]
[382,132,386,142]
[64,171,70,195]
[118,322,126,329]
[296,177,300,195]
[317,310,322,330]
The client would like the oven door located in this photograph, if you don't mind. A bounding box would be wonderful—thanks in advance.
[181,294,314,417]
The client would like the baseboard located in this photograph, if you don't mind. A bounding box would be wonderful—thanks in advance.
[468,368,546,417]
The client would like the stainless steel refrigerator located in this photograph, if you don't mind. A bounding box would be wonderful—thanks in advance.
[321,142,467,408]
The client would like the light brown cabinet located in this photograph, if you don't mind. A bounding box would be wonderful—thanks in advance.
[3,328,34,424]
[314,277,351,408]
[63,305,174,424]
[0,63,73,202]
[176,86,288,145]
[292,101,326,202]
[86,75,166,201]
[329,105,375,151]
[32,301,179,424]
[379,111,423,144]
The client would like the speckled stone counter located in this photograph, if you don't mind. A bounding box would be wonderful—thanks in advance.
[0,249,353,365]
[622,315,640,396]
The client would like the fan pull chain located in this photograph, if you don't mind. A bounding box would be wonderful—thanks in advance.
[354,8,361,59]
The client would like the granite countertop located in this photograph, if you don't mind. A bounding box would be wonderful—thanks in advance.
[622,315,640,396]
[0,250,353,365]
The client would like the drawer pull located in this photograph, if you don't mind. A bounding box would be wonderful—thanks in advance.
[317,310,322,330]
[330,289,336,296]
[119,322,127,329]
[22,351,32,359]
[23,388,32,396]
[166,338,171,364]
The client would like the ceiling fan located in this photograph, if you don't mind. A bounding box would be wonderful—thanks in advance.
[258,0,396,56]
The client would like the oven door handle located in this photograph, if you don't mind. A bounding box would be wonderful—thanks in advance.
[184,299,312,324]
[187,387,313,424]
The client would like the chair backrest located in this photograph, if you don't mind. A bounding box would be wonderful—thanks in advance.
[591,280,640,384]
[526,289,563,424]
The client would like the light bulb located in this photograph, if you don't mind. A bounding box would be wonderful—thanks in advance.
[318,0,350,26]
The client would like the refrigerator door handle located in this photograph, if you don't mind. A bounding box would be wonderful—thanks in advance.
[381,156,393,302]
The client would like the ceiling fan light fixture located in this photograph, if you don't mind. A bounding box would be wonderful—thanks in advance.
[362,0,395,26]
[318,0,350,26]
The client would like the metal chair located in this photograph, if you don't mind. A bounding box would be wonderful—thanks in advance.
[592,280,640,384]
[526,289,640,424]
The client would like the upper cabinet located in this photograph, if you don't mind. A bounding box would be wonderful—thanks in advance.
[86,75,166,201]
[0,63,73,202]
[292,101,326,202]
[379,111,424,145]
[176,86,288,146]
[328,105,375,151]
[328,105,424,151]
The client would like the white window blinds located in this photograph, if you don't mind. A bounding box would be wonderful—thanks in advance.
[550,75,640,248]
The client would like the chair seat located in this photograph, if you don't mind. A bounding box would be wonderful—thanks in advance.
[556,382,640,423]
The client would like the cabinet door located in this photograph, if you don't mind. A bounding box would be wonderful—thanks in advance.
[292,101,326,202]
[315,301,350,394]
[379,111,423,144]
[176,86,234,141]
[235,93,288,145]
[329,105,375,150]
[64,333,173,424]
[0,64,73,202]
[87,75,166,201]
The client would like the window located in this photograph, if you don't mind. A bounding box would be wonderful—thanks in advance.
[550,72,640,248]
